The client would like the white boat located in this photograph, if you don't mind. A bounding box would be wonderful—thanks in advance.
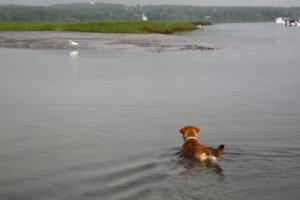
[276,17,300,27]
[287,19,300,26]
[276,17,285,24]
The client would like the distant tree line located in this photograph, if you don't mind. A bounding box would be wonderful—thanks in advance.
[0,3,300,21]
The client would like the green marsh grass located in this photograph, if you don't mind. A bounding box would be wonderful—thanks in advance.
[0,20,204,34]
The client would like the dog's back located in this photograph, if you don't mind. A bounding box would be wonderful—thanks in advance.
[180,126,224,162]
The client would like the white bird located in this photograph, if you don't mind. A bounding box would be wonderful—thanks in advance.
[69,40,79,47]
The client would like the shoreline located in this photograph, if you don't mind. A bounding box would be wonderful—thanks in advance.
[212,19,273,24]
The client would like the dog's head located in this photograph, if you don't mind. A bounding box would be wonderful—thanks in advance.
[179,126,200,139]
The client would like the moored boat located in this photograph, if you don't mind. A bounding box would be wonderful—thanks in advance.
[276,17,285,24]
[276,17,300,27]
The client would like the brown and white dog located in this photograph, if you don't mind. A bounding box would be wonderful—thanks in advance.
[179,126,225,163]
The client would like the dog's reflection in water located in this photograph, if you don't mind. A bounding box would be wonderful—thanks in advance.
[182,160,224,176]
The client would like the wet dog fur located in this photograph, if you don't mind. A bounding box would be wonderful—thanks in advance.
[179,126,225,163]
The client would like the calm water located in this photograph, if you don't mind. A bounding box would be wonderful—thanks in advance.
[0,23,299,200]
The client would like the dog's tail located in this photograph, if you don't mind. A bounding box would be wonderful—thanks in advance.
[213,145,225,158]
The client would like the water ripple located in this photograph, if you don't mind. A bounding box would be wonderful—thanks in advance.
[1,145,299,200]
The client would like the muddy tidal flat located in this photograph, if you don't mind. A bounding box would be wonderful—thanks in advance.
[0,31,214,52]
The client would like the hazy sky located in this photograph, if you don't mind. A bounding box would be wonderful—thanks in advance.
[1,0,300,7]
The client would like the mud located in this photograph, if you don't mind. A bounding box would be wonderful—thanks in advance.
[0,31,214,52]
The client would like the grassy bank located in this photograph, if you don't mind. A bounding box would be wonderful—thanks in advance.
[0,20,210,34]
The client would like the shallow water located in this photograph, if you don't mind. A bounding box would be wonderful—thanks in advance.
[0,22,300,200]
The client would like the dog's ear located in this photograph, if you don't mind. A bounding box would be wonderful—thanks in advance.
[179,127,185,134]
[194,127,200,133]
